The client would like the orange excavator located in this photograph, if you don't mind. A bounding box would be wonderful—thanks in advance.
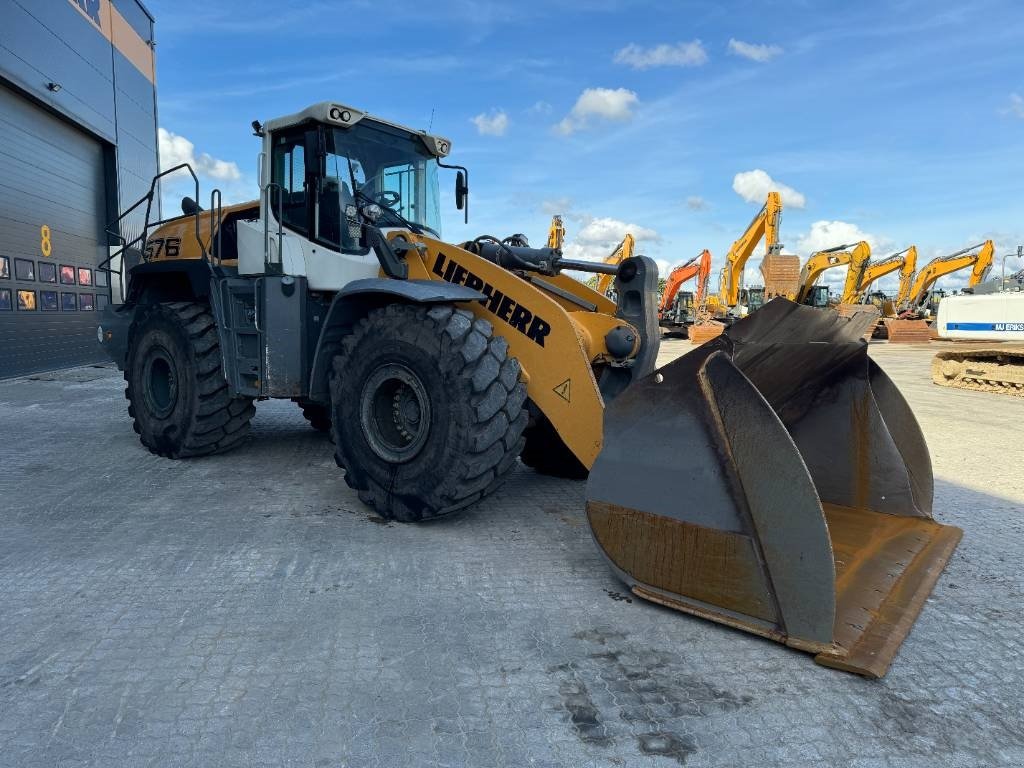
[659,249,712,329]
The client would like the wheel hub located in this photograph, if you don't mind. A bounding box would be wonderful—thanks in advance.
[360,363,432,463]
[142,346,179,419]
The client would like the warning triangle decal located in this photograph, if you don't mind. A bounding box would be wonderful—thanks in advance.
[553,379,571,403]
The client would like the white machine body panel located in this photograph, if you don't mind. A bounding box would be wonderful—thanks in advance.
[236,218,381,290]
[937,292,1024,341]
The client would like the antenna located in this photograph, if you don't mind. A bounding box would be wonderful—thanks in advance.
[428,108,435,132]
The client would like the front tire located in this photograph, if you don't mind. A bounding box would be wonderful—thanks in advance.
[125,301,255,458]
[331,304,528,522]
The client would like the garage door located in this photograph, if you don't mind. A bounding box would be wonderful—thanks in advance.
[0,83,110,379]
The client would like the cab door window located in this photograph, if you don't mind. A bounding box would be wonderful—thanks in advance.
[270,132,308,235]
[317,134,367,253]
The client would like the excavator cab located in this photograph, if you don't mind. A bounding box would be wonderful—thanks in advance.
[803,284,830,308]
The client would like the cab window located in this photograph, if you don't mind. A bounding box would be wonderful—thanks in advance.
[270,132,308,236]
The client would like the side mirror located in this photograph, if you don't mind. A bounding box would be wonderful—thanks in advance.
[455,171,468,222]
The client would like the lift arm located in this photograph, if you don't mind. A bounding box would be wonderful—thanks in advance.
[595,233,635,294]
[856,246,916,303]
[796,241,872,305]
[659,249,712,315]
[546,215,565,250]
[718,191,783,308]
[904,240,994,309]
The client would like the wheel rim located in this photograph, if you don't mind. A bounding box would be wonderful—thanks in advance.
[142,346,179,419]
[359,363,432,463]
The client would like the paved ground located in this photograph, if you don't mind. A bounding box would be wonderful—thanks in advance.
[0,339,1022,767]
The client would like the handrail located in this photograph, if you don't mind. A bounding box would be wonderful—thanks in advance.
[209,188,223,264]
[262,182,285,269]
[97,164,224,301]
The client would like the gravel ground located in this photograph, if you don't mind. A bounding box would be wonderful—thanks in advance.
[0,338,1021,767]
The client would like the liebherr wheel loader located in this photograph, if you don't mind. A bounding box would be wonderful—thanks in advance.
[98,102,960,677]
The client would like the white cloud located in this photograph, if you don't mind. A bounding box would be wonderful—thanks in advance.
[528,101,553,115]
[560,215,661,265]
[686,195,708,211]
[158,128,241,181]
[471,109,509,136]
[540,198,572,215]
[732,169,806,209]
[555,87,639,135]
[576,217,660,246]
[614,40,708,70]
[727,38,783,63]
[1000,93,1024,119]
[793,220,889,258]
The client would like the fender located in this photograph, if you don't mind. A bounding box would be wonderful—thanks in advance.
[307,278,485,404]
[126,259,216,304]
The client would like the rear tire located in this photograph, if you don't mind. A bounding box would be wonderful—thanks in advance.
[295,399,331,432]
[125,301,255,458]
[520,414,589,479]
[330,304,527,522]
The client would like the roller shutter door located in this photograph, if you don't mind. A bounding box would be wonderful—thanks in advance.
[0,82,110,378]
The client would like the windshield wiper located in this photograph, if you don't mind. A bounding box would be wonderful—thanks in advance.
[354,189,440,238]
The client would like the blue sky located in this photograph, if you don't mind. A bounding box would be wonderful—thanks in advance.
[150,0,1024,291]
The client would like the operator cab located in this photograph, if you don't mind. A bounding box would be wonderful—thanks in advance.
[802,285,830,309]
[238,103,462,290]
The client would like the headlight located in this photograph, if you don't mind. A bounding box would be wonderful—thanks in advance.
[361,204,383,222]
[96,325,105,343]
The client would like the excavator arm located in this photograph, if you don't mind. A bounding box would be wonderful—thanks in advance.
[595,234,635,295]
[856,246,914,302]
[658,250,712,314]
[718,191,783,308]
[905,240,994,309]
[546,215,565,250]
[796,242,871,304]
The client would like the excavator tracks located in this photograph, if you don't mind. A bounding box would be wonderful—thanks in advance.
[932,347,1024,396]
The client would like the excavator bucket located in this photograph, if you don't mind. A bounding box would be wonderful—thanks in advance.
[586,299,961,678]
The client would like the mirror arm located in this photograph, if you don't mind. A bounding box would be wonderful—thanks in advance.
[438,160,469,224]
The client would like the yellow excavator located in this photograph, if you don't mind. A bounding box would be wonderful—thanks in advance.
[95,101,960,678]
[856,246,918,306]
[903,240,994,314]
[595,234,635,295]
[796,242,872,307]
[716,191,783,314]
[546,215,565,250]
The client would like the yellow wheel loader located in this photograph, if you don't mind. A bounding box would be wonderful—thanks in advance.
[97,102,960,677]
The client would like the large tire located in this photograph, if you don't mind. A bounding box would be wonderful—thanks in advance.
[519,413,588,479]
[125,301,255,458]
[330,304,527,522]
[294,398,331,432]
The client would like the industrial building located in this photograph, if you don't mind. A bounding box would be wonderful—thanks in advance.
[0,0,158,378]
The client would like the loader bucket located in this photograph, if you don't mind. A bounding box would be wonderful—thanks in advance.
[586,299,961,678]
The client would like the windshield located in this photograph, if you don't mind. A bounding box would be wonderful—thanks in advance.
[327,122,441,237]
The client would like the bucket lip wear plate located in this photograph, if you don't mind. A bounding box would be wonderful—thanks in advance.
[813,504,963,679]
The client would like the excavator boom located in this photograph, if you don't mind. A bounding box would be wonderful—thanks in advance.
[595,234,635,295]
[659,250,711,315]
[905,240,994,309]
[796,242,872,305]
[857,246,915,302]
[546,215,565,250]
[718,192,782,308]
